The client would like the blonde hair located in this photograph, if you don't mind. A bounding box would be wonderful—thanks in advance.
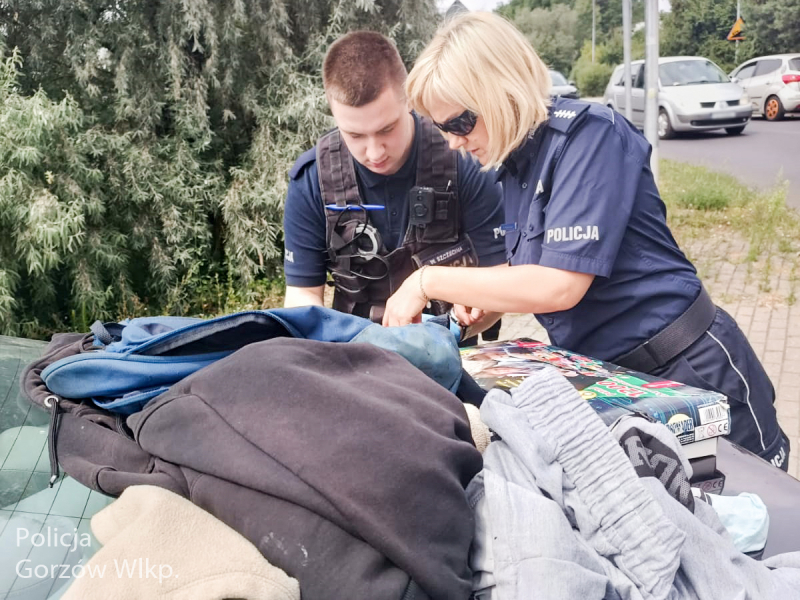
[406,12,551,169]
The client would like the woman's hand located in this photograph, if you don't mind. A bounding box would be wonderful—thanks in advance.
[382,268,428,327]
[452,304,486,327]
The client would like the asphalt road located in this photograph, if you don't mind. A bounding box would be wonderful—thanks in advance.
[656,115,800,210]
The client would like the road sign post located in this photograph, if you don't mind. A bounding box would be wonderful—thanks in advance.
[644,0,659,183]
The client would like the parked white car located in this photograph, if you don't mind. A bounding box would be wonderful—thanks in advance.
[549,69,579,99]
[603,56,752,139]
[730,54,800,121]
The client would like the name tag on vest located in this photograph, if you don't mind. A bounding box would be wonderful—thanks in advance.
[414,239,477,268]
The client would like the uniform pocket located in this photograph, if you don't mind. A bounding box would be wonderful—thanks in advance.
[661,354,745,406]
[524,196,547,241]
[504,230,521,262]
[509,198,547,265]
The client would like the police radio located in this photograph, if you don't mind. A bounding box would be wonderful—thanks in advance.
[408,186,435,227]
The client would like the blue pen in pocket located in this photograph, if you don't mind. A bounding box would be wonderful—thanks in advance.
[325,204,386,211]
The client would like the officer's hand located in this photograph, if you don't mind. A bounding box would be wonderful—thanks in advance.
[382,273,426,327]
[453,305,486,327]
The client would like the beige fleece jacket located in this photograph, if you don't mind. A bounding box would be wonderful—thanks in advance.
[62,485,299,600]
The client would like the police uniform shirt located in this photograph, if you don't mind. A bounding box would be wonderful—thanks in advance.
[498,97,701,360]
[284,113,506,288]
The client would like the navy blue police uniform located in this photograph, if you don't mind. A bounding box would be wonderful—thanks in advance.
[285,113,505,286]
[497,96,789,468]
[284,111,506,338]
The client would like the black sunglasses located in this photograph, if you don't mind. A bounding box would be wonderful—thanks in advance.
[433,110,478,137]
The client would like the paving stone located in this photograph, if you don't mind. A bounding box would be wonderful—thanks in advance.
[777,401,800,420]
[777,384,800,401]
[768,322,788,335]
[765,336,787,351]
[764,365,782,382]
[779,373,800,389]
[779,417,800,440]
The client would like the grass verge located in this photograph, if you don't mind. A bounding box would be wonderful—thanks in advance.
[660,159,799,305]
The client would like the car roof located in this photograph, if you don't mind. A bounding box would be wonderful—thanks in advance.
[737,53,800,64]
[733,52,800,71]
[626,56,717,66]
[659,56,716,64]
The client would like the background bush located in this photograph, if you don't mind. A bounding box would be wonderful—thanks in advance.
[0,0,437,337]
[3,0,798,337]
[571,42,615,96]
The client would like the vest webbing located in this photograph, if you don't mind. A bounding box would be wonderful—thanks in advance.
[316,116,476,322]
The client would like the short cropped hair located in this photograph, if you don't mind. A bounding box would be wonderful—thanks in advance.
[323,31,408,107]
[406,12,551,169]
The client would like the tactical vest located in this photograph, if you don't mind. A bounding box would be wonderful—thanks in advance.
[316,116,478,323]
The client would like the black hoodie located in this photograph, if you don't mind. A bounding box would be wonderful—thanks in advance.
[25,335,482,600]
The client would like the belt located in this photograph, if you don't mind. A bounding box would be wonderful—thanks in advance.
[613,286,717,373]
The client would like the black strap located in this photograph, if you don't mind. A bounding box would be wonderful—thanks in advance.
[409,118,459,245]
[317,128,361,207]
[91,320,125,345]
[613,286,717,373]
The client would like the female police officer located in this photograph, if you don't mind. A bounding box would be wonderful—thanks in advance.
[382,11,789,469]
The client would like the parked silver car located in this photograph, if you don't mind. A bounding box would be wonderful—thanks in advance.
[730,54,800,121]
[549,69,579,99]
[603,56,752,139]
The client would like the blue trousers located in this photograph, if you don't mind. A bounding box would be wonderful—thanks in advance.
[651,307,789,471]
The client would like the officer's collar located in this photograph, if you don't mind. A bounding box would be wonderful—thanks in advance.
[497,123,547,183]
[353,112,420,189]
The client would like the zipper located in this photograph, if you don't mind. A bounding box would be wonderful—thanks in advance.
[114,414,134,440]
[44,395,61,487]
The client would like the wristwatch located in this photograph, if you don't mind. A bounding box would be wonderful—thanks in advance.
[448,308,470,343]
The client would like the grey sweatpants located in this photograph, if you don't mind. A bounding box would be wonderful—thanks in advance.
[467,366,800,600]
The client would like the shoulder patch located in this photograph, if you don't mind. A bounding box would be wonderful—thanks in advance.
[546,100,591,134]
[289,147,317,180]
[553,109,578,119]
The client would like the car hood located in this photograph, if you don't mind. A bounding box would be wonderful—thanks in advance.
[660,82,743,103]
[551,84,578,96]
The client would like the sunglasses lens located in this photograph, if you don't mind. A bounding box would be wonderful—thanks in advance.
[436,110,477,136]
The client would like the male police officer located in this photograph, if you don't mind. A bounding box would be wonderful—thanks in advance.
[282,31,506,328]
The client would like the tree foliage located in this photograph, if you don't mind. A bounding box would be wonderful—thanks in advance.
[747,0,800,59]
[662,0,800,72]
[510,4,580,74]
[498,0,646,91]
[571,40,614,95]
[0,0,438,336]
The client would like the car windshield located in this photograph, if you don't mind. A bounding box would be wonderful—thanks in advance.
[789,58,800,71]
[659,60,729,86]
[550,71,568,86]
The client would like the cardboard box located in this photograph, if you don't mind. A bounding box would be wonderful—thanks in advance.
[462,338,730,455]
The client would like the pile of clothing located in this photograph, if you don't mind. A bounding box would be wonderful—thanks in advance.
[20,307,800,599]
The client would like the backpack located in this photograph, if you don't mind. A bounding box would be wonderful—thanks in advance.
[40,307,373,414]
[38,307,465,415]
